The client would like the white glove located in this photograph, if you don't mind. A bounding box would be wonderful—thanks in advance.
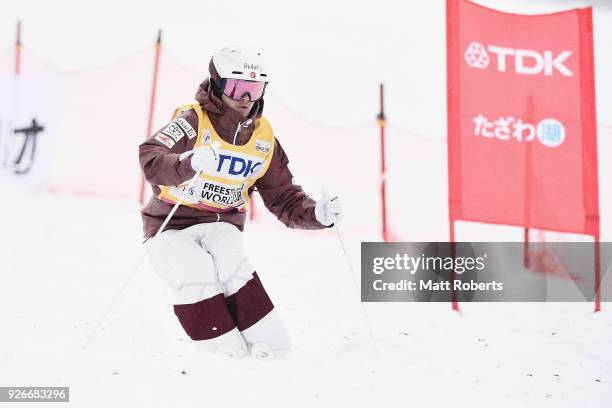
[183,141,221,174]
[315,194,342,227]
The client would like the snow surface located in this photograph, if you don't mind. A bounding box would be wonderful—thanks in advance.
[0,191,610,407]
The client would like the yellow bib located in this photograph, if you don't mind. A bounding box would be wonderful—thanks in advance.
[157,103,275,213]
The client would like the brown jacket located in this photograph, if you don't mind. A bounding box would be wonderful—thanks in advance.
[139,79,327,237]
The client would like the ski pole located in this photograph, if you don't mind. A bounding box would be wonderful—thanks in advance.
[333,221,380,356]
[82,171,202,350]
[323,188,380,356]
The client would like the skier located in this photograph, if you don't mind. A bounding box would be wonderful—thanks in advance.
[139,45,341,359]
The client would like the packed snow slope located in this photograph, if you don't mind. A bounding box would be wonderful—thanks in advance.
[0,191,610,407]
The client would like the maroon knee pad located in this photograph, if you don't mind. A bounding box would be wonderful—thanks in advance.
[173,293,237,340]
[226,272,274,331]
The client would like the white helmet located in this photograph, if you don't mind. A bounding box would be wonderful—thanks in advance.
[211,45,270,82]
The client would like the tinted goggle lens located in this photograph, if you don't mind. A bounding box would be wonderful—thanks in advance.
[222,79,266,101]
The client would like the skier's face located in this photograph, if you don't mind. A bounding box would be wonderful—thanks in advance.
[222,93,255,117]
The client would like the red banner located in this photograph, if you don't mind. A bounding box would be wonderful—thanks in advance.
[447,0,599,237]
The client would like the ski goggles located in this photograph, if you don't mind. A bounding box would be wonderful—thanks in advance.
[220,78,267,101]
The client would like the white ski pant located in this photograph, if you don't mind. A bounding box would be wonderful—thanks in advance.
[146,221,290,356]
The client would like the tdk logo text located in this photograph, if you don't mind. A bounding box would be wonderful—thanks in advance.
[217,154,262,177]
[464,42,573,77]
